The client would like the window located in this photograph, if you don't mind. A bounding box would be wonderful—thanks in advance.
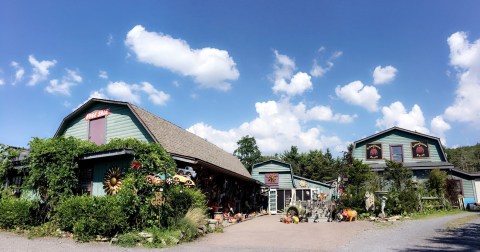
[390,145,403,162]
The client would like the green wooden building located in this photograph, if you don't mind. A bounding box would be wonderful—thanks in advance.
[54,98,261,212]
[251,159,333,214]
[353,126,480,207]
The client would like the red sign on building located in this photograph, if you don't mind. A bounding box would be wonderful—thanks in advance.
[264,173,279,186]
[84,108,111,121]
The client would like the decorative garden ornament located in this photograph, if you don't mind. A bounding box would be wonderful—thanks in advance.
[103,167,124,195]
[130,160,142,170]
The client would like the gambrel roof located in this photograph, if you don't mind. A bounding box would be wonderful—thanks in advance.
[354,126,449,162]
[55,98,251,179]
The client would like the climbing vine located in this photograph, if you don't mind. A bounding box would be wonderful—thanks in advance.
[25,137,176,215]
[0,144,23,192]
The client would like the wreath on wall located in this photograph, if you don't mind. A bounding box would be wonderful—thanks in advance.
[103,167,124,195]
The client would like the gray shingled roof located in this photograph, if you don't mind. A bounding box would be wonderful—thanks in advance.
[55,98,251,179]
[129,103,251,178]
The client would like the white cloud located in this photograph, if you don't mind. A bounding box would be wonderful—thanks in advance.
[293,102,357,123]
[272,50,313,96]
[0,78,4,86]
[138,82,170,105]
[10,61,25,85]
[376,101,430,134]
[106,81,141,104]
[310,50,342,77]
[99,70,108,79]
[373,65,397,85]
[335,81,381,112]
[188,99,353,154]
[73,90,110,111]
[443,31,480,127]
[27,55,57,86]
[96,81,170,106]
[430,115,451,145]
[46,69,82,96]
[125,25,239,91]
[89,90,109,100]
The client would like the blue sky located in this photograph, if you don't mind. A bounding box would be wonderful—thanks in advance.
[1,1,480,156]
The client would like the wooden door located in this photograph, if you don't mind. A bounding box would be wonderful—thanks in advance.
[89,117,106,145]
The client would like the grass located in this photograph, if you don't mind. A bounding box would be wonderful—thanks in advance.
[445,213,480,229]
[408,209,465,220]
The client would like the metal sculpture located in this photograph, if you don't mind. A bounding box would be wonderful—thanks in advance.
[103,167,124,195]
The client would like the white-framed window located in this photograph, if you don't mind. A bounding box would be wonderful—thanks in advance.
[390,145,403,162]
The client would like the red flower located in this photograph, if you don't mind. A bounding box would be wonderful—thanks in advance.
[130,160,142,170]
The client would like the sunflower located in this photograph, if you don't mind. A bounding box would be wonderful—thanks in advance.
[103,167,124,195]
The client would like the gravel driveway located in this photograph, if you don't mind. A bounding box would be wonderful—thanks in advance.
[0,212,479,252]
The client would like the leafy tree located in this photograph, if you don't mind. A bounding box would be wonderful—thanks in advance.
[445,143,480,172]
[343,143,354,165]
[280,146,302,175]
[233,135,262,173]
[383,160,413,191]
[339,160,378,212]
[383,160,419,214]
[427,169,447,197]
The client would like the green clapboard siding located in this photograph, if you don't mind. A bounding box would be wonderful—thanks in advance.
[462,179,475,198]
[61,103,154,143]
[293,178,330,192]
[252,161,294,189]
[354,130,445,164]
[91,157,132,196]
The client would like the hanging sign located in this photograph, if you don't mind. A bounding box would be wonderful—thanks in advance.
[366,143,382,160]
[151,191,165,206]
[84,108,110,121]
[411,141,429,158]
[264,173,279,186]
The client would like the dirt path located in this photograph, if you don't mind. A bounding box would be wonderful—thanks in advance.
[338,212,480,252]
[0,212,478,252]
[166,214,373,252]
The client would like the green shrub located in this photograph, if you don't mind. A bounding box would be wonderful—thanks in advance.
[117,232,140,247]
[28,222,62,238]
[0,197,37,229]
[163,186,206,223]
[55,195,128,241]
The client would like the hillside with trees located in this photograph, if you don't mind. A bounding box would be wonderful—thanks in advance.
[445,144,480,173]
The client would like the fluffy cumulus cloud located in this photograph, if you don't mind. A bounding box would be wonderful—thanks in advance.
[92,81,170,106]
[310,50,343,77]
[335,81,381,112]
[27,55,57,86]
[373,65,397,85]
[376,101,430,134]
[46,69,82,96]
[125,25,239,91]
[272,50,313,96]
[430,115,451,145]
[188,99,353,154]
[443,31,480,127]
[10,61,25,85]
